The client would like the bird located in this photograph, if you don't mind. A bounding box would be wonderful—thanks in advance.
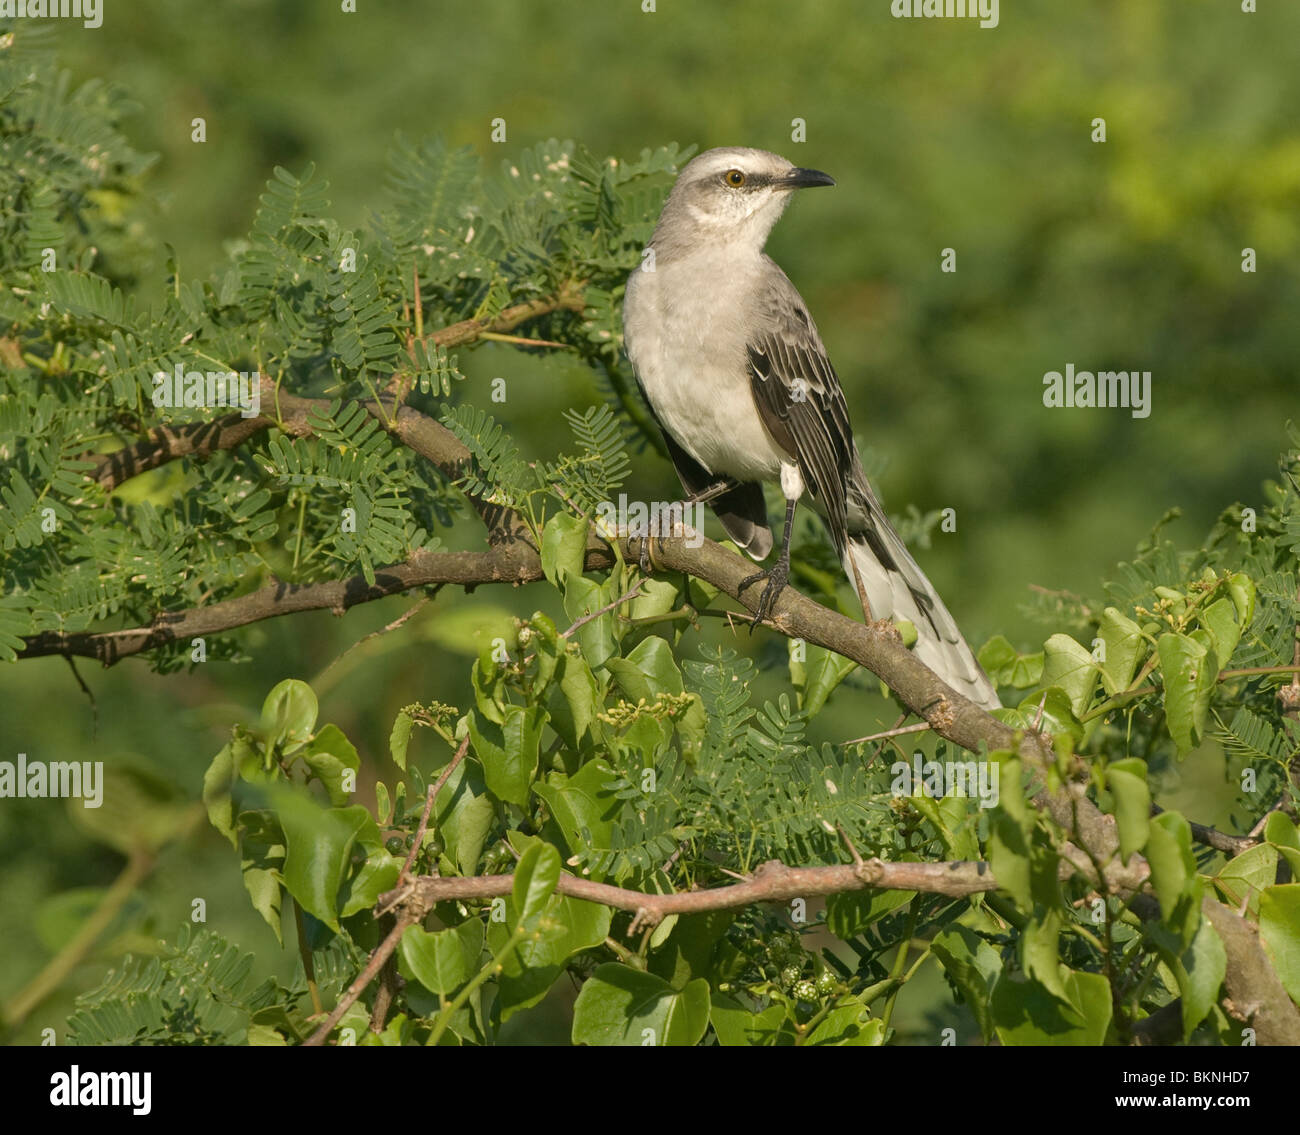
[622,146,1000,711]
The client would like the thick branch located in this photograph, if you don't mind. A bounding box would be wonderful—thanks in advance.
[400,856,996,932]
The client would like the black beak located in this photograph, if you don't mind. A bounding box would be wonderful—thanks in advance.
[782,167,835,189]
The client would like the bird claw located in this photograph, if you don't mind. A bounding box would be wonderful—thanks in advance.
[737,557,789,631]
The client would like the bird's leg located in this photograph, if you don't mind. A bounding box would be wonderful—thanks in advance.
[737,498,797,628]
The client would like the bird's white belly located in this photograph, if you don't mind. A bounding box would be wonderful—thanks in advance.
[627,270,786,482]
[644,350,783,481]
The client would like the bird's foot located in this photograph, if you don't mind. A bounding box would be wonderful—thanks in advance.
[737,556,790,631]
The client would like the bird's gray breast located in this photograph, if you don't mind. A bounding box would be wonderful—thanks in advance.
[624,255,787,482]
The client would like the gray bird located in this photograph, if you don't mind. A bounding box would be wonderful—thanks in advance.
[622,146,1000,710]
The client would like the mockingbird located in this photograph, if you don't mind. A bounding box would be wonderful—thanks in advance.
[623,146,1000,710]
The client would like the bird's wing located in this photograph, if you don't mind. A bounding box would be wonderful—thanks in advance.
[745,267,999,708]
[745,268,857,550]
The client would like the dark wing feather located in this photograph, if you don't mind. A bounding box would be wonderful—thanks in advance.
[745,275,858,553]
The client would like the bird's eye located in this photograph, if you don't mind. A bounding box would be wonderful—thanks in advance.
[723,169,746,188]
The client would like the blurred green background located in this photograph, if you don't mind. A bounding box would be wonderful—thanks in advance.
[2,0,1297,1043]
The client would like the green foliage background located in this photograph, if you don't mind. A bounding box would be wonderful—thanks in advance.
[1,1,1298,1045]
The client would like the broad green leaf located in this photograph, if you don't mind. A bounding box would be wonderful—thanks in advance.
[1213,843,1278,918]
[1095,607,1143,696]
[563,575,616,669]
[271,788,371,931]
[1157,633,1216,755]
[832,884,915,941]
[533,759,619,862]
[799,645,858,716]
[571,964,710,1046]
[627,578,681,622]
[1106,758,1150,861]
[260,679,318,753]
[512,841,561,929]
[1169,915,1226,1038]
[1021,909,1068,1005]
[605,634,683,702]
[1259,885,1300,1002]
[978,634,1044,689]
[301,724,360,806]
[1200,597,1243,668]
[992,970,1111,1046]
[1145,811,1199,942]
[469,705,546,806]
[710,996,788,1046]
[540,510,588,585]
[399,920,485,995]
[551,651,600,748]
[931,924,1003,1041]
[389,709,414,771]
[1225,572,1256,629]
[432,754,495,875]
[1041,633,1098,717]
[804,998,886,1046]
[488,892,611,1019]
[1264,811,1300,875]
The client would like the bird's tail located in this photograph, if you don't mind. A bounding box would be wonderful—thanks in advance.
[841,519,1000,712]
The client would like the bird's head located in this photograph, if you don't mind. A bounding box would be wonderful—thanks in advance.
[654,147,835,254]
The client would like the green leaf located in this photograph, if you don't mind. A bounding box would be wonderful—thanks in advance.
[487,891,611,1020]
[1213,844,1278,918]
[1225,572,1256,629]
[270,789,371,931]
[533,759,619,863]
[710,996,788,1046]
[978,634,1044,688]
[804,997,886,1046]
[433,755,495,876]
[551,651,600,748]
[399,920,485,995]
[260,679,318,753]
[1157,633,1216,755]
[931,924,1003,1041]
[991,970,1111,1046]
[1264,811,1300,876]
[1106,758,1150,861]
[469,705,546,806]
[1095,607,1143,696]
[512,842,562,929]
[562,575,617,669]
[1145,811,1199,942]
[605,634,683,702]
[389,709,414,771]
[799,645,858,716]
[571,964,710,1046]
[301,724,360,806]
[1040,633,1098,718]
[1021,909,1068,1005]
[826,887,916,940]
[1259,885,1300,1002]
[1200,597,1244,668]
[1169,915,1226,1038]
[540,511,589,585]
